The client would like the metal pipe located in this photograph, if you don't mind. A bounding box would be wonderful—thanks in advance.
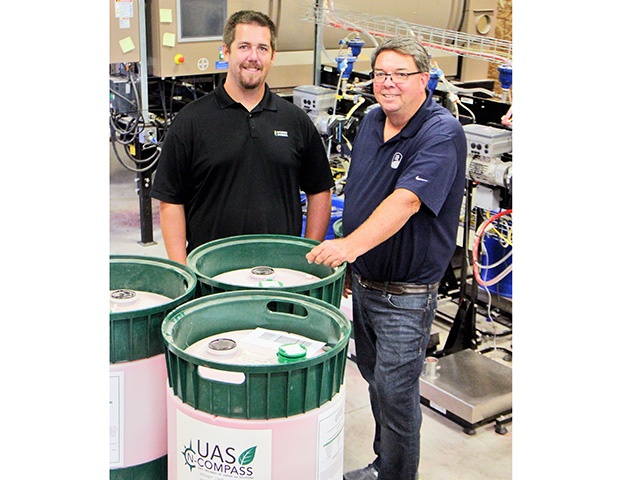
[313,0,323,85]
[460,180,473,300]
[137,0,150,123]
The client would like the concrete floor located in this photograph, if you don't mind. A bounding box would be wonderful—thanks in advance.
[110,144,513,479]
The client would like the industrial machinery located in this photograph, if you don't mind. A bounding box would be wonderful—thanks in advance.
[110,0,503,243]
[110,0,160,246]
[109,0,514,435]
[420,124,513,435]
[143,0,495,84]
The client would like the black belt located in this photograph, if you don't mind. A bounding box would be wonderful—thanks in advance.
[356,275,439,295]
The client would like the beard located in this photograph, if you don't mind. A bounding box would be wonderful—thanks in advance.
[239,78,260,90]
[238,62,263,90]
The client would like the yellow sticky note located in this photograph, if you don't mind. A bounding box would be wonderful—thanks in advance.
[163,33,176,47]
[119,36,135,53]
[159,9,172,23]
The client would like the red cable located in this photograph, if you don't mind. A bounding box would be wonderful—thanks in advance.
[472,209,512,287]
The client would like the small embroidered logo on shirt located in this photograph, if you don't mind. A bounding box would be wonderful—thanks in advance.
[415,175,429,183]
[390,152,403,169]
[274,130,289,137]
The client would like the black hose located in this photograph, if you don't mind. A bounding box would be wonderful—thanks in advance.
[109,122,160,173]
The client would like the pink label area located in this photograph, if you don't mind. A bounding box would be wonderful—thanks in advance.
[167,386,345,480]
[110,354,168,468]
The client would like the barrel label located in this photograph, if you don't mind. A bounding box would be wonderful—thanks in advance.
[109,372,124,467]
[177,410,272,479]
[317,391,346,480]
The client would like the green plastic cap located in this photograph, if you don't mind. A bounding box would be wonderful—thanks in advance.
[277,343,307,362]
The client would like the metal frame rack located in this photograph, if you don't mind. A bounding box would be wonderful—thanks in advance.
[300,2,512,65]
[422,176,512,435]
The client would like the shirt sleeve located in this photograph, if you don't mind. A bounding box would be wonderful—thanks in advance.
[150,115,192,205]
[298,114,335,194]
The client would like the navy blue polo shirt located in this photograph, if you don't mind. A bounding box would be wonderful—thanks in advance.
[151,84,334,253]
[342,92,467,284]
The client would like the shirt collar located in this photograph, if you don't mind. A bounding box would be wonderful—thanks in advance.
[214,83,278,112]
[398,90,435,139]
[372,90,436,140]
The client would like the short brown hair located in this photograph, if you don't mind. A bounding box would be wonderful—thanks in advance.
[371,36,430,72]
[223,10,277,52]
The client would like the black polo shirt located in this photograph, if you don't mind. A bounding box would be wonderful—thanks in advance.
[151,84,334,253]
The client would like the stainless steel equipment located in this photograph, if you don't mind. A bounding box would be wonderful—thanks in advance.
[419,349,512,435]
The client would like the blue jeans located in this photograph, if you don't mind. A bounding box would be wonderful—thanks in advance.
[351,273,438,480]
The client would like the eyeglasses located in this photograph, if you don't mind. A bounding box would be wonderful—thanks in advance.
[372,71,422,84]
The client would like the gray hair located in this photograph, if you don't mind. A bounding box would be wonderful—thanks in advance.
[370,36,430,72]
[223,10,277,52]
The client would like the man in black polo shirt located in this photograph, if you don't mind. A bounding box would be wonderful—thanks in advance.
[151,10,333,264]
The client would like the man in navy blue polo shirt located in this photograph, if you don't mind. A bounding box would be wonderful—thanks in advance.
[151,10,333,264]
[306,36,466,480]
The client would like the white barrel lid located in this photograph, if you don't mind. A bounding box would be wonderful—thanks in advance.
[212,267,320,288]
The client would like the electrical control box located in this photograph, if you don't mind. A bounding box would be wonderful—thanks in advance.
[146,0,228,78]
[110,75,140,115]
[110,0,142,64]
[293,85,336,116]
[463,124,512,157]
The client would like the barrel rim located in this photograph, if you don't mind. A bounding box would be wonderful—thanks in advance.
[186,234,347,291]
[109,255,198,321]
[161,290,351,374]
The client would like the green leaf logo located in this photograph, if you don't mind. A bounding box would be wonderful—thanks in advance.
[238,446,257,465]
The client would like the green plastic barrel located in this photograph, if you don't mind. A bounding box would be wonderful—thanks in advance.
[187,234,346,307]
[110,255,198,363]
[110,255,197,480]
[162,290,351,419]
[333,218,343,239]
